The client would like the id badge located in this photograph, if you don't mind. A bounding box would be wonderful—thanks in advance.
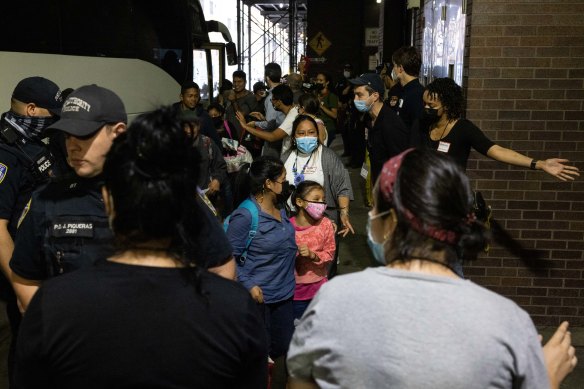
[360,163,369,179]
[437,141,451,153]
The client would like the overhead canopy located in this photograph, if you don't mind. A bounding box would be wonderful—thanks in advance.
[243,0,307,28]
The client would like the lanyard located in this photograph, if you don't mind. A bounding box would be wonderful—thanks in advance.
[292,151,314,186]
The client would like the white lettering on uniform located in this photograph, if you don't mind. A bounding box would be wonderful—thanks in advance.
[38,160,51,172]
[66,223,93,229]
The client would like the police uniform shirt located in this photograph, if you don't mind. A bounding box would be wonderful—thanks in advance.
[10,176,234,281]
[10,176,114,281]
[0,141,49,237]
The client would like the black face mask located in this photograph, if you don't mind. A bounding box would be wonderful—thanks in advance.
[277,180,292,204]
[211,117,223,128]
[422,107,440,125]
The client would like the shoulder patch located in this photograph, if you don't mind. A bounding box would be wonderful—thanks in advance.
[0,163,7,184]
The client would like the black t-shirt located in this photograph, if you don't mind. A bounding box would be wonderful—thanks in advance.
[15,261,268,389]
[396,78,424,131]
[367,104,410,183]
[417,118,495,170]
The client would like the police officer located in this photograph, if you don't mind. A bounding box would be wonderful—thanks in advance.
[10,86,237,312]
[0,76,63,385]
[10,85,126,311]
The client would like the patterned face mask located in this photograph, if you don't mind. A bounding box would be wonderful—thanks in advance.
[304,201,327,220]
[4,111,57,139]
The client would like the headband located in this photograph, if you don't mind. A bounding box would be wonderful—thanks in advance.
[378,148,475,245]
[379,148,414,203]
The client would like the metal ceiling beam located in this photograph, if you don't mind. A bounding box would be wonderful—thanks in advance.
[243,0,306,5]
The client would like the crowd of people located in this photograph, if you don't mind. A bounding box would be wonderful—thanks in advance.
[0,44,580,389]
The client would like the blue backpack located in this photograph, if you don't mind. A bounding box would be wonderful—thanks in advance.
[223,199,259,264]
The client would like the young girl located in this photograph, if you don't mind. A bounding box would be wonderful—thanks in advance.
[290,180,336,321]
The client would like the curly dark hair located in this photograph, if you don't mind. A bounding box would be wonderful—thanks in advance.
[425,77,464,120]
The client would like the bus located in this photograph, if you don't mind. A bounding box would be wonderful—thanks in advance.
[0,0,237,119]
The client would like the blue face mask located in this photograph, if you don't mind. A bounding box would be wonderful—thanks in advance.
[354,98,373,113]
[366,210,392,265]
[296,136,319,154]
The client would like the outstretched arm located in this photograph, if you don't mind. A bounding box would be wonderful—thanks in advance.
[487,145,580,181]
[543,321,578,389]
[236,111,287,143]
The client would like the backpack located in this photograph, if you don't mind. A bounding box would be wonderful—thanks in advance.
[223,199,259,265]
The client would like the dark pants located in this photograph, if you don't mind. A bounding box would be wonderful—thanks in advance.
[293,300,311,321]
[327,233,340,279]
[258,298,294,359]
[350,117,366,168]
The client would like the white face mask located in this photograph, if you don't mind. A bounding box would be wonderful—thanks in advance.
[391,69,398,81]
[343,71,351,78]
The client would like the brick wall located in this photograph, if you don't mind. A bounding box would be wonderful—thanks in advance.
[459,0,584,326]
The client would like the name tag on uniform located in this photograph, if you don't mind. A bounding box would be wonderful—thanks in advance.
[51,220,94,238]
[437,141,451,153]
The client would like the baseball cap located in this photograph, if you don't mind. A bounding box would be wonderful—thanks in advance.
[48,85,127,137]
[178,109,200,123]
[349,73,385,95]
[253,81,267,93]
[12,76,64,116]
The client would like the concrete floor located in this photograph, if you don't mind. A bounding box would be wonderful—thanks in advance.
[330,139,584,388]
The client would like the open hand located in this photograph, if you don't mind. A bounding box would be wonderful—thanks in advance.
[249,112,266,121]
[542,159,580,181]
[235,111,247,127]
[337,214,355,237]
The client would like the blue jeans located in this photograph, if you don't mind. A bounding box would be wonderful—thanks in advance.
[258,298,294,359]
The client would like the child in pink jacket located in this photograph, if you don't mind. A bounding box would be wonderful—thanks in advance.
[290,181,336,321]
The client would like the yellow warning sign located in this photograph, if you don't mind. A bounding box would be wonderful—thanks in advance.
[309,32,331,56]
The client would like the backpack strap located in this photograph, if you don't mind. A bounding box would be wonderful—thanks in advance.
[223,198,259,265]
[223,120,233,139]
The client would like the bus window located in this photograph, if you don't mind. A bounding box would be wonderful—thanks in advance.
[132,1,191,84]
[193,49,210,101]
[209,49,221,102]
[194,44,226,104]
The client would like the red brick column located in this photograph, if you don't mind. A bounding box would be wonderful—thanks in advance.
[459,0,584,326]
